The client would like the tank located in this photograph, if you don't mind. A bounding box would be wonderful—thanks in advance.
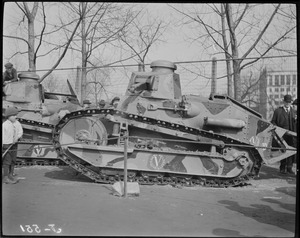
[7,61,296,187]
[2,72,82,165]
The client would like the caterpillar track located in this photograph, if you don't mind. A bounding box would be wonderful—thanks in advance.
[9,60,296,188]
[50,108,259,187]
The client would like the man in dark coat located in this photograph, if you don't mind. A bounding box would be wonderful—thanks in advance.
[292,99,297,166]
[271,94,296,174]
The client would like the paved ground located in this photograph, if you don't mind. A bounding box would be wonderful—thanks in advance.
[1,163,298,237]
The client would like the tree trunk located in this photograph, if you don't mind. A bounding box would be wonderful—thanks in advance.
[232,59,241,101]
[28,19,35,71]
[225,4,241,101]
[220,4,233,97]
[81,2,87,104]
[24,2,39,72]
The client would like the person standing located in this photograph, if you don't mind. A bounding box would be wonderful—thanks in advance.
[3,62,18,86]
[82,99,91,109]
[110,97,120,108]
[271,94,296,174]
[98,99,106,109]
[2,107,23,184]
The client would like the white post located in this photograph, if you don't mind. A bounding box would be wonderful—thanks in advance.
[123,131,128,198]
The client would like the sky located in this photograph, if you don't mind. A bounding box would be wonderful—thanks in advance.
[2,2,297,102]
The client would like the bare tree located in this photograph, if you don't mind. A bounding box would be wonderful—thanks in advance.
[3,2,83,83]
[86,66,111,104]
[60,2,140,102]
[170,4,296,101]
[240,71,260,105]
[117,9,169,70]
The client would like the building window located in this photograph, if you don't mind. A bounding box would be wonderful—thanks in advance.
[269,76,272,86]
[275,75,279,86]
[280,75,285,85]
[293,75,297,85]
[287,88,290,92]
[275,88,279,92]
[286,75,291,85]
[269,88,272,93]
[275,95,279,98]
[280,88,284,92]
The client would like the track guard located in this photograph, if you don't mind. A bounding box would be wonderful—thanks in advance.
[255,126,296,165]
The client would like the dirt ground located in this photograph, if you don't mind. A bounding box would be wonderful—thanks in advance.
[1,163,298,237]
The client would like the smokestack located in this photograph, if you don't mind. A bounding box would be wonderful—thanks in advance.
[211,57,217,94]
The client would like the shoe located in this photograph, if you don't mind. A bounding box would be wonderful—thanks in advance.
[286,169,295,175]
[280,170,287,174]
[3,176,17,184]
[8,175,19,182]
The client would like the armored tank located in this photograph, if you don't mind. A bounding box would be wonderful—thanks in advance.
[2,72,81,165]
[50,60,296,187]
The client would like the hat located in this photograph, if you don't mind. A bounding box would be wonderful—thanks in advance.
[83,100,91,104]
[292,99,297,105]
[99,100,106,106]
[112,96,120,103]
[283,94,293,103]
[5,62,13,69]
[4,107,19,117]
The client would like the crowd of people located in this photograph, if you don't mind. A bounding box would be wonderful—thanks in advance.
[82,96,120,110]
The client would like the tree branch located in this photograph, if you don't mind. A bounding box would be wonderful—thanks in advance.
[3,35,30,47]
[34,2,46,64]
[241,4,281,60]
[39,16,83,82]
[240,26,296,71]
[234,4,249,29]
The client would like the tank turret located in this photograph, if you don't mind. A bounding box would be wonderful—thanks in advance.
[4,72,42,103]
[126,60,181,99]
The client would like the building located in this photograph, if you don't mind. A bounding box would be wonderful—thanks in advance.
[266,70,297,120]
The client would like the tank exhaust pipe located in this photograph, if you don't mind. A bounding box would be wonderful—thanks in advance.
[204,117,246,129]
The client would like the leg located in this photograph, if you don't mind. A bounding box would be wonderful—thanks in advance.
[8,145,18,181]
[3,165,9,177]
[286,156,294,174]
[8,164,18,180]
[2,145,17,184]
[280,159,287,173]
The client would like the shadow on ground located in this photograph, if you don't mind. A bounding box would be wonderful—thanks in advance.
[256,165,296,185]
[44,166,94,183]
[212,228,264,237]
[275,186,297,197]
[218,200,296,233]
